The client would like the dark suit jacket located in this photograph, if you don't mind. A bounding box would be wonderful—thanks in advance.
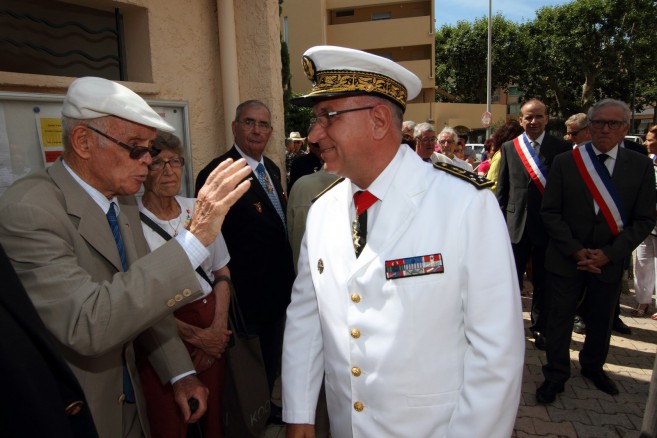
[624,139,648,156]
[541,146,656,281]
[196,146,295,324]
[288,151,323,191]
[496,133,572,245]
[0,243,98,437]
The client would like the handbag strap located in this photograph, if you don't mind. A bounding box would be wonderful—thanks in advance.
[139,211,214,288]
[221,276,250,338]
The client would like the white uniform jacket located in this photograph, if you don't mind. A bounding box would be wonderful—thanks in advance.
[283,146,525,437]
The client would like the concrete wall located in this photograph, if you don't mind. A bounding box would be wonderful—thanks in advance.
[0,0,285,181]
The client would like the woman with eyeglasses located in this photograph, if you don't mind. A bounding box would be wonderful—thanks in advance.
[136,131,231,438]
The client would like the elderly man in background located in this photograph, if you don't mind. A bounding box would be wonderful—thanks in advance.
[537,99,656,404]
[496,99,572,350]
[402,120,416,147]
[565,113,592,147]
[412,122,441,163]
[195,100,295,424]
[0,77,251,437]
[282,45,524,438]
[285,132,306,185]
[436,127,472,171]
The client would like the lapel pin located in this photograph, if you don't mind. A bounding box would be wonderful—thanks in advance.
[253,202,263,213]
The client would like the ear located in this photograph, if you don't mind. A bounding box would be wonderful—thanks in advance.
[69,124,93,160]
[231,121,238,139]
[370,104,392,141]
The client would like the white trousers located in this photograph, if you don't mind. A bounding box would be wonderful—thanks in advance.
[634,234,657,305]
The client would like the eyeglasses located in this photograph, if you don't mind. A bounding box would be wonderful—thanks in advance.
[566,129,582,137]
[85,125,160,159]
[310,106,374,128]
[418,136,437,143]
[588,120,626,130]
[438,139,454,144]
[239,119,272,131]
[148,157,185,171]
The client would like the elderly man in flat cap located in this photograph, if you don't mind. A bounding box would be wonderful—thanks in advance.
[0,77,251,438]
[282,46,524,438]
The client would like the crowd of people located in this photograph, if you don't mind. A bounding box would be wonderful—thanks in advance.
[1,44,656,438]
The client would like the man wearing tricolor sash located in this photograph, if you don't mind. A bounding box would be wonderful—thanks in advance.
[497,99,571,349]
[536,99,656,404]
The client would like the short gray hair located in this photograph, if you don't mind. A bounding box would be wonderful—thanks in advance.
[414,122,435,138]
[439,126,458,143]
[565,113,587,129]
[587,99,631,124]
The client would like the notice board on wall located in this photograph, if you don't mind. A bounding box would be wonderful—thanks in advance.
[0,91,193,196]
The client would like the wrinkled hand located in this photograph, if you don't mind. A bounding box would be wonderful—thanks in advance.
[183,323,232,357]
[287,424,315,438]
[190,158,251,246]
[576,248,610,273]
[173,375,209,423]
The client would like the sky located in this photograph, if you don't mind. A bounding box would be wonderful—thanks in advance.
[434,0,573,28]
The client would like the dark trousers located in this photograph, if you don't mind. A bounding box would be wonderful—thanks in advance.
[247,316,285,396]
[512,232,547,332]
[542,271,621,384]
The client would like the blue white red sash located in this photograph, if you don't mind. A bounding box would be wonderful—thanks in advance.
[572,143,625,236]
[513,134,548,193]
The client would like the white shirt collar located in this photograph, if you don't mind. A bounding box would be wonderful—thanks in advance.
[62,159,117,214]
[234,143,265,172]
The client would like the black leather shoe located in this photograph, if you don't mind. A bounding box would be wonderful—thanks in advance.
[613,319,632,335]
[573,315,586,334]
[581,369,619,395]
[536,380,564,404]
[534,331,547,350]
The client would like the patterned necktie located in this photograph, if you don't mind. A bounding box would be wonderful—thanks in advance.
[352,191,378,257]
[531,140,540,155]
[106,202,127,271]
[105,202,135,403]
[256,163,285,224]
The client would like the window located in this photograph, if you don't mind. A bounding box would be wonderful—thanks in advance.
[371,12,392,21]
[0,0,150,82]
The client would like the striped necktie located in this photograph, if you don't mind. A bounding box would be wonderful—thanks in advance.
[256,163,285,224]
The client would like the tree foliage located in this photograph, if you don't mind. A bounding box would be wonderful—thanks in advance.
[436,0,657,124]
[435,14,521,103]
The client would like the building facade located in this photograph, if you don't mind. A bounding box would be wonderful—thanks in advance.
[0,0,285,191]
[282,0,436,120]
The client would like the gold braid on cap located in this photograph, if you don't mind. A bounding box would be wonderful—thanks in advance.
[302,55,408,109]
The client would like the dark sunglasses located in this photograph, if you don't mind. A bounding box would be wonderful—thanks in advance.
[85,125,161,159]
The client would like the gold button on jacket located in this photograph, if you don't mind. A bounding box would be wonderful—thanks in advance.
[350,328,361,339]
[351,366,361,377]
[351,293,361,303]
[354,401,364,412]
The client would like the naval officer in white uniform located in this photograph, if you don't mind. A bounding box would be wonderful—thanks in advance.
[282,45,525,438]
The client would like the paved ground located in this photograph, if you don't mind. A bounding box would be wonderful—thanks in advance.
[263,279,657,438]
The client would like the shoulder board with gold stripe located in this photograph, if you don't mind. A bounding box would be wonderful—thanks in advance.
[311,177,346,203]
[432,162,493,189]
